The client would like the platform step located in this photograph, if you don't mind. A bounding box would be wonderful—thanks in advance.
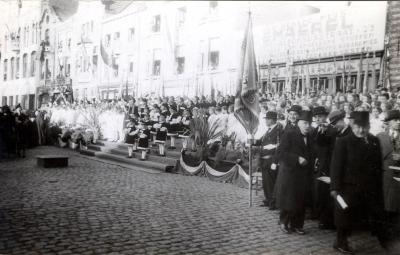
[87,144,103,151]
[108,148,177,166]
[116,144,182,159]
[80,149,96,156]
[95,152,171,172]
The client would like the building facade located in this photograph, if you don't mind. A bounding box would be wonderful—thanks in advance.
[0,1,42,109]
[0,1,397,107]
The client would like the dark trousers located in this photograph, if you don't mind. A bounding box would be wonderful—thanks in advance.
[336,228,352,246]
[318,182,334,227]
[261,164,277,206]
[280,209,305,229]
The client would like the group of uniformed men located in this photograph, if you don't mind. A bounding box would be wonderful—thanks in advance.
[257,104,400,254]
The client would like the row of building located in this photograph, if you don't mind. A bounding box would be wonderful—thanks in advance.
[0,0,398,109]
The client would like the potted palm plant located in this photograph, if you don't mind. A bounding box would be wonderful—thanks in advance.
[186,117,224,164]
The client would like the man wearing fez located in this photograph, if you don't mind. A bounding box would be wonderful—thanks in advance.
[376,110,400,250]
[284,105,302,133]
[330,111,386,254]
[276,110,315,235]
[256,111,283,210]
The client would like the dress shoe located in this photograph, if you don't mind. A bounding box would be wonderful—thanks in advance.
[292,228,306,235]
[279,224,292,234]
[318,223,335,230]
[333,243,354,254]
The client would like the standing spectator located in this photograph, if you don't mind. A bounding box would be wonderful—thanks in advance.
[276,110,315,235]
[330,111,386,253]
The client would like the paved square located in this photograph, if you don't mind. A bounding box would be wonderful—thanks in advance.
[0,147,384,254]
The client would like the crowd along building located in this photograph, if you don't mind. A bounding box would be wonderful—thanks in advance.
[0,1,399,108]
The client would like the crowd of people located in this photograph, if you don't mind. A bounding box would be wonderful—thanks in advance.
[1,87,400,253]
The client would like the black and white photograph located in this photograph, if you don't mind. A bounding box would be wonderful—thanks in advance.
[0,0,399,254]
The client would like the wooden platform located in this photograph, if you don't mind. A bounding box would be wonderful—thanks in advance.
[37,155,69,168]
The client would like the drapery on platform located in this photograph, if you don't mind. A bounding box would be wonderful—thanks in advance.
[178,153,250,188]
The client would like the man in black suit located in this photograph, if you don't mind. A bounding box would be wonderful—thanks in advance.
[330,111,386,254]
[311,106,335,227]
[257,111,283,209]
[276,110,315,235]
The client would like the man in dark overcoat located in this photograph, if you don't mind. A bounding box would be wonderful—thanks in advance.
[256,111,283,209]
[276,110,315,235]
[310,106,331,221]
[330,111,386,254]
[376,110,400,251]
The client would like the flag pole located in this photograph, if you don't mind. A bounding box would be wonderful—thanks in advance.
[248,134,253,207]
[248,5,252,208]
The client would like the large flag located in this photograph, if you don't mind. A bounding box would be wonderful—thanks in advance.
[234,12,260,136]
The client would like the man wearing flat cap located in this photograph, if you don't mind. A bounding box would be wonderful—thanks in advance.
[376,110,400,250]
[330,111,386,254]
[276,110,315,235]
[284,105,302,133]
[256,111,284,210]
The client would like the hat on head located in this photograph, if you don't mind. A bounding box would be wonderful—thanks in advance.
[298,110,313,122]
[287,105,302,114]
[385,110,400,122]
[328,110,345,125]
[313,106,328,116]
[264,111,277,120]
[352,111,369,126]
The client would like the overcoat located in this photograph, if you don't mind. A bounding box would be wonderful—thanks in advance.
[376,132,400,212]
[276,127,314,212]
[330,132,384,228]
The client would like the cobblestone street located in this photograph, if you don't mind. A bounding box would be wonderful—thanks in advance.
[0,147,385,255]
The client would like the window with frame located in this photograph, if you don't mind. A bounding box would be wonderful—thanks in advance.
[178,7,186,26]
[153,60,161,76]
[10,57,15,80]
[112,55,119,77]
[3,59,7,81]
[209,38,219,70]
[105,34,111,47]
[16,57,20,79]
[152,49,161,76]
[31,51,36,76]
[152,15,161,32]
[23,54,27,78]
[176,57,185,74]
[209,1,218,13]
[26,26,29,46]
[128,27,135,42]
[175,46,185,74]
[114,32,120,40]
[32,24,35,44]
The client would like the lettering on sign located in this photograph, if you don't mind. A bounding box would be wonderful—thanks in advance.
[254,3,387,63]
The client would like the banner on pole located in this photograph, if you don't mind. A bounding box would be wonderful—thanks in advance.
[234,12,260,136]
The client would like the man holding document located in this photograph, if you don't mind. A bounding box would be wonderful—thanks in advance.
[330,111,386,254]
